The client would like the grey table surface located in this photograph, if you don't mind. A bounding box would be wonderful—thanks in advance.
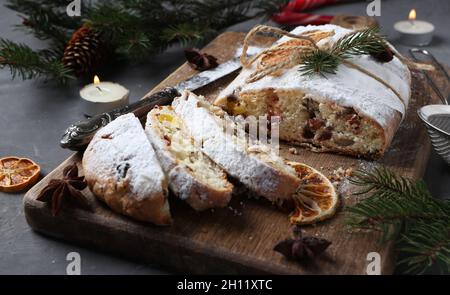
[0,0,449,275]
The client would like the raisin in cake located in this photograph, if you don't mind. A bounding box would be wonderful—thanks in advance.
[173,91,301,202]
[82,113,171,225]
[214,24,411,159]
[145,106,233,211]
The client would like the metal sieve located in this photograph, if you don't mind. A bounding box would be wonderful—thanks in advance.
[411,49,450,165]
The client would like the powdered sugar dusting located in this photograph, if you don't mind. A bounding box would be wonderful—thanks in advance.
[218,25,411,129]
[173,91,300,200]
[235,46,264,58]
[84,113,167,199]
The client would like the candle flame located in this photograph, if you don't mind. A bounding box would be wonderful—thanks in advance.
[93,75,100,84]
[409,9,416,21]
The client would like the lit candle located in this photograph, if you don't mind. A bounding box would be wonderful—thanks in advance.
[394,9,435,46]
[80,75,130,115]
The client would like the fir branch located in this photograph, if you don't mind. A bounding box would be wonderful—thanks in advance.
[346,167,450,274]
[256,0,290,19]
[182,0,289,30]
[6,0,81,29]
[2,0,289,81]
[17,12,70,48]
[115,31,152,60]
[86,4,143,42]
[299,26,387,76]
[7,0,82,42]
[398,221,450,274]
[0,38,74,83]
[119,0,179,23]
[332,26,386,58]
[86,0,288,58]
[162,23,212,47]
[299,50,339,77]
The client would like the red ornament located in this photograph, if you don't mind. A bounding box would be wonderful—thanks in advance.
[273,0,347,26]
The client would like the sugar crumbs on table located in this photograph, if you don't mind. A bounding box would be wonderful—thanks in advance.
[36,163,90,216]
[329,167,353,183]
[338,177,352,198]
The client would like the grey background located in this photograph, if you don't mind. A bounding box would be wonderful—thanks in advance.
[0,0,449,274]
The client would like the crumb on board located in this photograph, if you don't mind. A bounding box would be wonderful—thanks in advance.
[329,167,353,184]
[288,147,298,155]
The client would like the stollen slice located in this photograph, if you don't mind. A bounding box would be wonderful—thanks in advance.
[82,113,171,225]
[145,105,233,211]
[173,91,301,202]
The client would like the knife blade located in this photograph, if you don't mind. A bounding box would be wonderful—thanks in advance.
[60,56,244,151]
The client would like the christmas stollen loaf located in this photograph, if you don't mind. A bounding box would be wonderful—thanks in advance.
[82,113,172,225]
[173,91,301,202]
[214,24,412,159]
[145,105,233,211]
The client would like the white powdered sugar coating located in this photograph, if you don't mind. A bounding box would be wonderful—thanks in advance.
[173,91,300,200]
[84,113,166,199]
[219,24,412,129]
[234,46,265,58]
[144,110,232,208]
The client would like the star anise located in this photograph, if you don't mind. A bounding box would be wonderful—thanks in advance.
[36,163,89,216]
[274,225,331,262]
[184,48,219,71]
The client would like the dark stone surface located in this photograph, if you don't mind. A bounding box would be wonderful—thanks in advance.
[0,0,449,274]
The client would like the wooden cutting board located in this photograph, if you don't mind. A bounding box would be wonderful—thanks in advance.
[23,32,449,274]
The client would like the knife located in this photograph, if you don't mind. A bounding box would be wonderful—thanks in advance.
[60,56,244,151]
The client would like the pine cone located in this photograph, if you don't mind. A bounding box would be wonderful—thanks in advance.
[62,25,105,77]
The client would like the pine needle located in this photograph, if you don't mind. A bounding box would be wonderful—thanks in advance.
[299,50,339,77]
[299,26,387,76]
[332,26,386,58]
[0,38,74,83]
[1,0,290,82]
[162,24,211,47]
[346,167,450,274]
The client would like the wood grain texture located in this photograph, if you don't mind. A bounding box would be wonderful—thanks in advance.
[24,32,448,274]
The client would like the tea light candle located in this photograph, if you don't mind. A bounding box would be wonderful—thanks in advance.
[80,75,130,115]
[394,9,434,46]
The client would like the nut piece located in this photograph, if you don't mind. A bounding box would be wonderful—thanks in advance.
[289,147,298,155]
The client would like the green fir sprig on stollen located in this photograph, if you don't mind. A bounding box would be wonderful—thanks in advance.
[299,26,388,77]
[299,50,339,76]
[346,167,450,274]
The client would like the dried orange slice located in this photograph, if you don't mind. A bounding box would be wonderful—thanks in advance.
[287,161,338,225]
[0,157,40,193]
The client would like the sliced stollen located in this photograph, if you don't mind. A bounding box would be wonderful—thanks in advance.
[82,113,171,225]
[145,105,233,211]
[173,91,301,202]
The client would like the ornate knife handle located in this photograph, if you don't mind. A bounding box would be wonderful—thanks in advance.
[60,87,180,151]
